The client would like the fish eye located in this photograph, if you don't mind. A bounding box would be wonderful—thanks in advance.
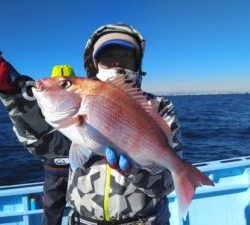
[58,79,72,89]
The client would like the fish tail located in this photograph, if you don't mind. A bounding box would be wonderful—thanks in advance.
[172,162,214,220]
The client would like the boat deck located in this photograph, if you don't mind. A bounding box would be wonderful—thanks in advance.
[0,156,250,225]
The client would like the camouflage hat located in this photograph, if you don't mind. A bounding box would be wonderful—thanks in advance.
[84,23,145,78]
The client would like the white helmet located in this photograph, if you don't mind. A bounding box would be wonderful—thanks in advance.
[84,23,146,78]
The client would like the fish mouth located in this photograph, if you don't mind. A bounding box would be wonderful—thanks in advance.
[35,80,44,92]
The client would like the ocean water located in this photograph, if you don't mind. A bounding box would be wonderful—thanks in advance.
[0,93,250,185]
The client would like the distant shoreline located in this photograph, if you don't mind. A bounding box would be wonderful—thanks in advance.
[152,91,250,97]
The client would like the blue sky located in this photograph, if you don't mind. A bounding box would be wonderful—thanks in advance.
[1,0,250,94]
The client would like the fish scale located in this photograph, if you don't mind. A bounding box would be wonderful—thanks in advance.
[86,93,167,160]
[86,98,147,157]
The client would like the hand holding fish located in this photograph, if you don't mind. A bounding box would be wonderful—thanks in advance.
[0,54,12,93]
[105,147,130,173]
[0,53,19,94]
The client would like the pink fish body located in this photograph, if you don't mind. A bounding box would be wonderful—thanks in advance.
[32,76,214,219]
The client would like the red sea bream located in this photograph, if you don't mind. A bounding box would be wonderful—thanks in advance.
[32,76,214,219]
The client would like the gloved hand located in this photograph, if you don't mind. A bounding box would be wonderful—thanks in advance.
[105,147,131,173]
[0,52,18,94]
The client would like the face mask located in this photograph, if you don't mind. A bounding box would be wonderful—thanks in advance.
[96,67,142,86]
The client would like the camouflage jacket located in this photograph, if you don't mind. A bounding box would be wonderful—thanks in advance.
[0,75,71,166]
[67,93,182,223]
[0,74,182,223]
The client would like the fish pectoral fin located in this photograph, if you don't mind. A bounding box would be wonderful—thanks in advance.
[73,114,87,127]
[69,142,93,172]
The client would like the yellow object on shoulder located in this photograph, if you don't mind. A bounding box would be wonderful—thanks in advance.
[51,65,76,78]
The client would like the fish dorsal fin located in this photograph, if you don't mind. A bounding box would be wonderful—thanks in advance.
[107,76,172,138]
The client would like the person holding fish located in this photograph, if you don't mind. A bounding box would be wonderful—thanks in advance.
[0,57,75,225]
[59,23,184,225]
[1,23,213,225]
